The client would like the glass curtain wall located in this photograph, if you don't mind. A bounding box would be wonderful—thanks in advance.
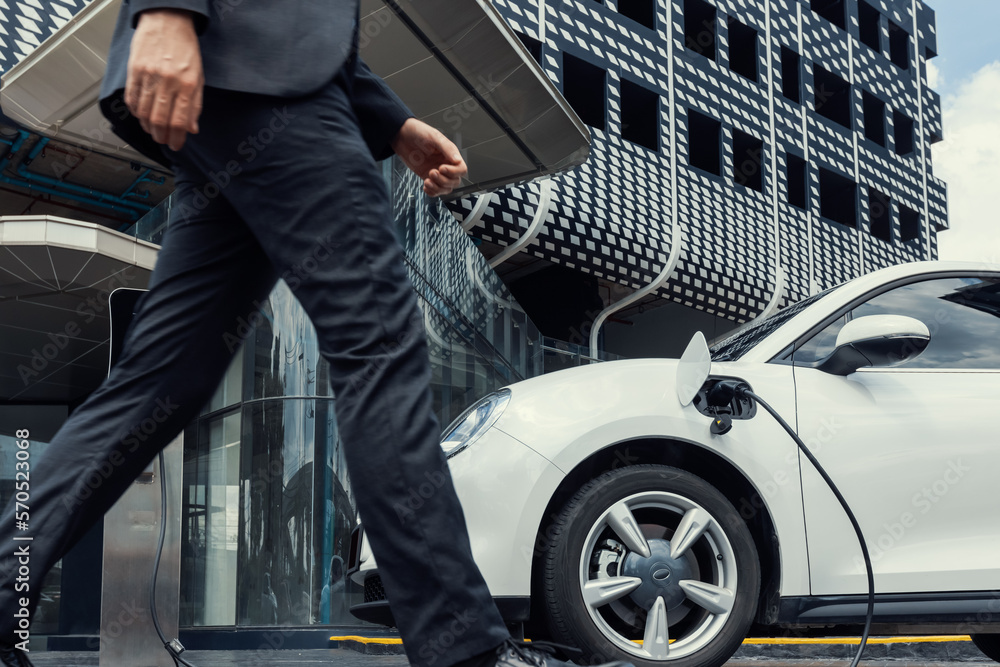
[168,157,543,629]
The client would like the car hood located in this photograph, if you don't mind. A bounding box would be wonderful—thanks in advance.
[491,358,693,459]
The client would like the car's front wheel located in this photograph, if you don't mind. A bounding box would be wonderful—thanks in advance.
[542,465,759,667]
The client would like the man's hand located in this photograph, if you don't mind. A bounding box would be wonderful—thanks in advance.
[391,119,468,197]
[125,9,204,152]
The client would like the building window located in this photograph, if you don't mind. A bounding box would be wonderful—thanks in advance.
[811,0,845,30]
[515,31,543,63]
[858,1,882,52]
[732,130,763,191]
[562,52,606,130]
[862,91,886,147]
[618,0,656,30]
[893,110,914,155]
[899,203,921,242]
[727,17,758,82]
[687,109,722,175]
[781,47,801,103]
[620,78,660,151]
[786,153,807,209]
[819,167,856,228]
[684,0,716,61]
[813,65,852,130]
[888,20,910,69]
[868,187,892,242]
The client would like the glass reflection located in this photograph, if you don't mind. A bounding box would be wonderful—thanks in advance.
[238,399,343,625]
[180,410,240,626]
[248,281,332,401]
[202,352,243,416]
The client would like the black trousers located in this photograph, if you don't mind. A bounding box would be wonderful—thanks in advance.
[0,63,508,666]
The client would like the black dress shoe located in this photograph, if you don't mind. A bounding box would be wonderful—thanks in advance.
[494,639,631,667]
[0,645,33,667]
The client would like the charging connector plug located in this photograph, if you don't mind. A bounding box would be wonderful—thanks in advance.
[706,380,751,407]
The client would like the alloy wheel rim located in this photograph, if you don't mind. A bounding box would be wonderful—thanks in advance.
[578,491,738,661]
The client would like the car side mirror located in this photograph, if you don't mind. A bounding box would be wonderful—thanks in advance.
[817,315,930,376]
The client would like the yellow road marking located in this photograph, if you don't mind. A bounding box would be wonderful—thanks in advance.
[741,635,971,645]
[331,635,972,646]
[330,635,404,644]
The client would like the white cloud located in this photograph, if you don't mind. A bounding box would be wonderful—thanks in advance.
[933,61,1000,265]
[927,59,942,90]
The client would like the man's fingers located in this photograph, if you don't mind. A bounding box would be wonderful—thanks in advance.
[167,92,192,151]
[134,73,159,134]
[428,169,450,188]
[189,81,203,134]
[438,163,467,180]
[430,173,460,194]
[424,171,462,197]
[393,118,469,196]
[124,72,140,116]
[124,10,203,147]
[424,179,444,197]
[147,85,177,145]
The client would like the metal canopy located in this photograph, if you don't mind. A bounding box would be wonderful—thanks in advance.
[0,216,156,403]
[0,0,140,162]
[2,0,590,196]
[360,0,590,196]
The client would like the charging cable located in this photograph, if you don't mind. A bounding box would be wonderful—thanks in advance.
[731,384,875,667]
[150,449,198,667]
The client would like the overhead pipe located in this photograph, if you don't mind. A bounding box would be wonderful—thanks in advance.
[0,171,151,218]
[488,177,553,269]
[0,131,151,219]
[121,168,166,201]
[465,245,526,314]
[758,267,786,320]
[15,134,152,214]
[461,192,493,232]
[589,224,685,359]
[0,133,29,170]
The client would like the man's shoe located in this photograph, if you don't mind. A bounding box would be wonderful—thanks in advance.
[494,639,632,667]
[0,645,33,667]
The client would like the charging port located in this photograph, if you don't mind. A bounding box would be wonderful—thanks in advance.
[692,377,757,421]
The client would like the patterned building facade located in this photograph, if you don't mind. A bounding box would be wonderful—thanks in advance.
[0,0,947,328]
[452,0,946,324]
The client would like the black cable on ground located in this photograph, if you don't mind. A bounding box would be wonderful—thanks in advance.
[151,449,198,667]
[741,388,875,667]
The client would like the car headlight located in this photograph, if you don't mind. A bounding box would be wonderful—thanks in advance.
[440,389,511,458]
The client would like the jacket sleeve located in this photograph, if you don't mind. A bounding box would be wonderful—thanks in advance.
[127,0,210,34]
[351,58,415,161]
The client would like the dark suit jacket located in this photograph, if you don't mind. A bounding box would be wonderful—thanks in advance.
[99,0,412,166]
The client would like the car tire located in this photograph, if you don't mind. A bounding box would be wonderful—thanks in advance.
[542,464,760,667]
[972,635,1000,662]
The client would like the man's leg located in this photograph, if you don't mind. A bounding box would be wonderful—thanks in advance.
[0,169,278,643]
[169,77,510,666]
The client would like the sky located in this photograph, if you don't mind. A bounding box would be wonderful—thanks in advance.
[925,0,1000,263]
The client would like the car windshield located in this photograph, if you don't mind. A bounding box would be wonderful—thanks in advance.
[710,289,833,361]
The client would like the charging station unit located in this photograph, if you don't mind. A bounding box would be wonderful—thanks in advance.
[100,288,183,667]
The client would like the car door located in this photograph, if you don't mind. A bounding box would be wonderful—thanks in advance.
[791,274,1000,595]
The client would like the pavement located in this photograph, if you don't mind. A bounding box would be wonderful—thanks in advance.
[16,636,995,667]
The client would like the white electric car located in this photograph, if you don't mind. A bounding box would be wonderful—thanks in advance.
[349,260,1000,667]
